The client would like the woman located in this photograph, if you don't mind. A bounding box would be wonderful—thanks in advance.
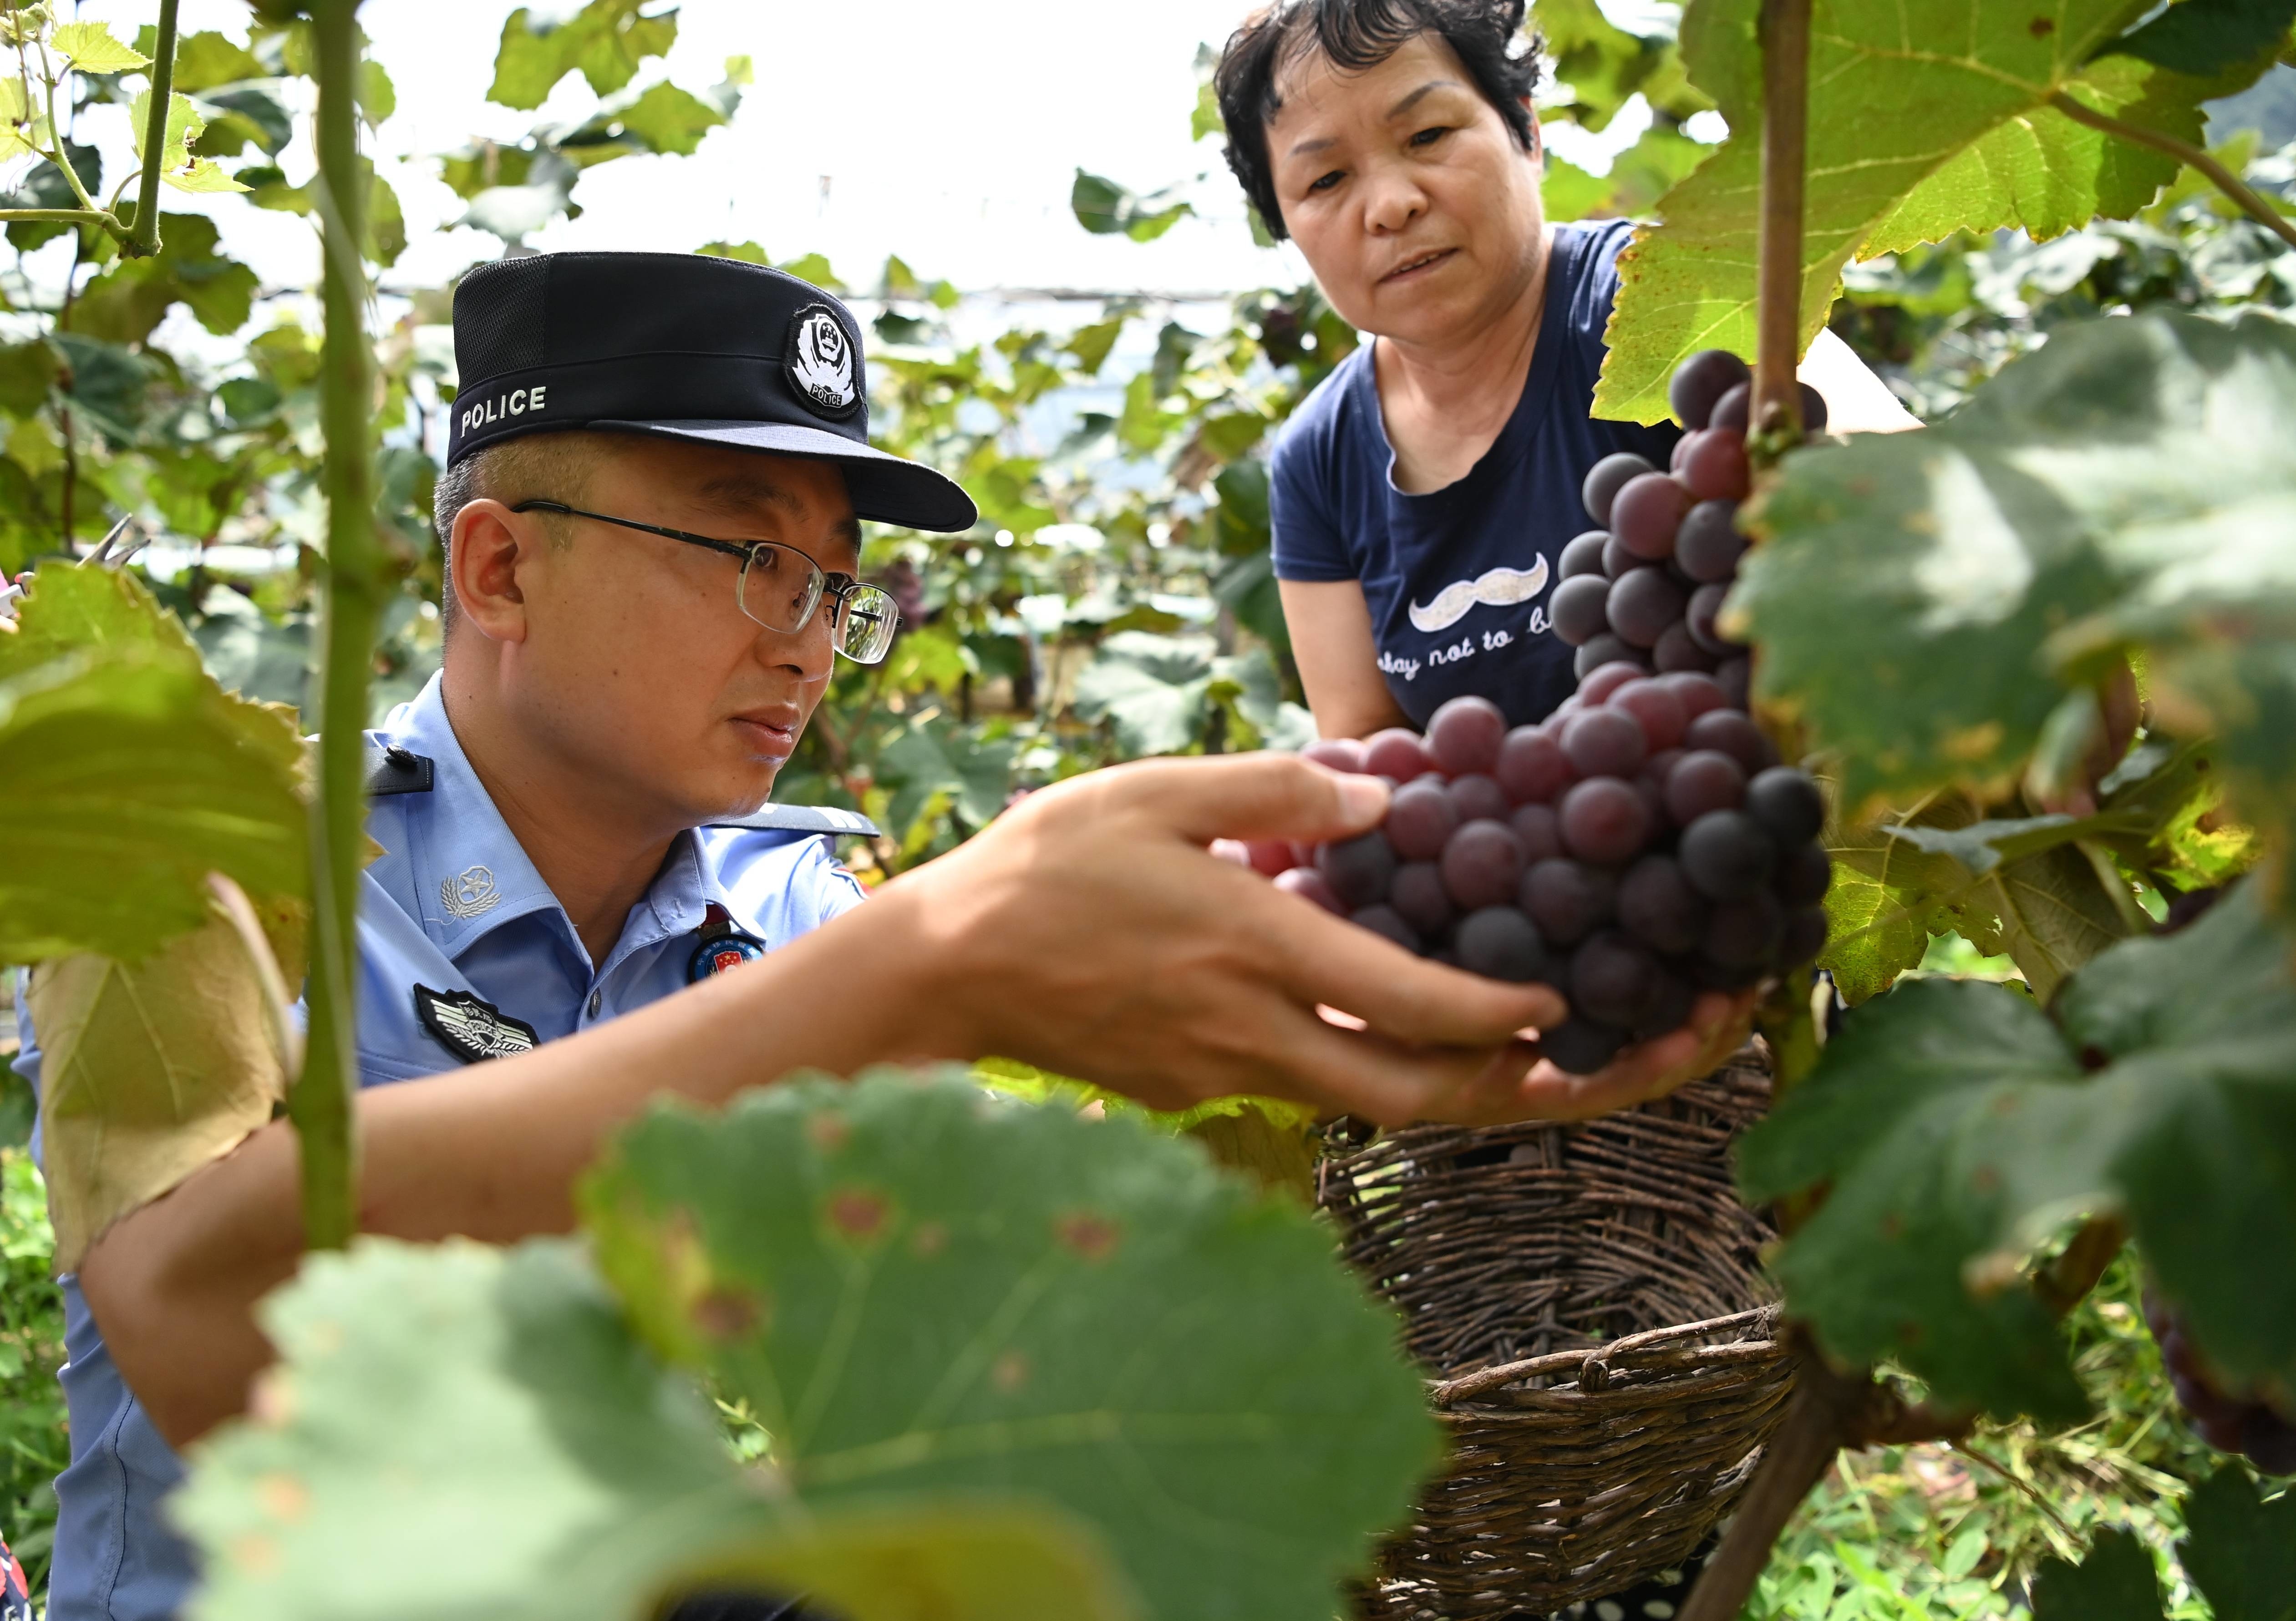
[1215,0,1914,737]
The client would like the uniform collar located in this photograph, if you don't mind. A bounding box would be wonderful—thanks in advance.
[376,675,739,972]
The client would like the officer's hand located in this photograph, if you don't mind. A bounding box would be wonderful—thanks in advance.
[884,753,1571,1126]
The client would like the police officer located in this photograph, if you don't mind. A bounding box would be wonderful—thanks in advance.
[14,252,1745,1619]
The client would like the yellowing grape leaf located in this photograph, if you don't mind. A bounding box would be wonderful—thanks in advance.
[28,890,301,1271]
[51,21,150,73]
[584,1071,1439,1621]
[176,1237,1137,1621]
[1595,0,2283,421]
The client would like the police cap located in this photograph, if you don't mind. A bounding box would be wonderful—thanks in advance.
[447,251,978,534]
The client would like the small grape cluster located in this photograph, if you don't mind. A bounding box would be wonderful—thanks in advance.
[1232,350,1833,1074]
[2144,1292,2296,1475]
[1553,350,1825,697]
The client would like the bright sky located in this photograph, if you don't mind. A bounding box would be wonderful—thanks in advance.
[61,0,1656,303]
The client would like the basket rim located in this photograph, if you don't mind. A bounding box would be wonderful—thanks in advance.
[1427,1303,1784,1405]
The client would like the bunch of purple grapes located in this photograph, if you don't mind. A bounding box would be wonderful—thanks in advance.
[2144,1292,2296,1475]
[1243,679,1829,1075]
[1551,349,1825,705]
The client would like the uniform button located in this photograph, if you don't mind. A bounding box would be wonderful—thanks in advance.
[587,991,602,1018]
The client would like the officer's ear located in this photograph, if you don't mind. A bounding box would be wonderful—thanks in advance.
[447,499,536,645]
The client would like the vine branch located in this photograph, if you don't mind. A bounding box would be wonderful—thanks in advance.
[124,0,178,258]
[1751,0,1811,457]
[2048,89,2296,254]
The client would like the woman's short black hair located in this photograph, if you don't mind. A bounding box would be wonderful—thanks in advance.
[1214,0,1542,242]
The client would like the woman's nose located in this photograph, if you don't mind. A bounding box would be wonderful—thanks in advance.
[1361,164,1426,235]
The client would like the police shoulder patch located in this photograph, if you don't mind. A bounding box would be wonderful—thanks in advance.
[414,985,540,1065]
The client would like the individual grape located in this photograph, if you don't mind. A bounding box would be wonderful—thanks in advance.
[1639,747,1685,815]
[1275,866,1346,916]
[1608,678,1688,752]
[1353,904,1422,953]
[1633,968,1698,1043]
[1522,858,1617,945]
[1778,905,1829,969]
[1580,663,1647,706]
[1549,573,1614,647]
[1559,529,1611,579]
[1676,500,1747,584]
[1457,907,1552,984]
[1440,820,1529,911]
[1303,737,1368,774]
[1665,749,1748,825]
[1319,830,1400,908]
[2162,886,2224,933]
[1703,892,1784,969]
[1684,709,1778,773]
[1716,655,1752,710]
[1562,707,1649,780]
[1510,802,1563,863]
[1496,727,1573,805]
[1427,695,1508,777]
[1709,380,1827,434]
[1687,582,1736,656]
[1746,766,1825,848]
[1670,433,1693,473]
[1607,568,1689,649]
[1389,862,1456,938]
[1450,773,1509,826]
[1245,839,1300,877]
[1612,474,1693,561]
[1618,854,1708,956]
[1694,956,1765,992]
[1680,810,1778,902]
[2245,1409,2296,1475]
[1541,1017,1626,1076]
[1364,728,1435,782]
[1660,670,1731,720]
[1776,841,1833,907]
[1582,451,1656,526]
[1680,428,1752,502]
[1669,348,1753,431]
[1652,623,1720,674]
[1574,634,1645,681]
[1600,532,1654,580]
[1559,777,1654,866]
[1571,930,1660,1028]
[1386,780,1461,861]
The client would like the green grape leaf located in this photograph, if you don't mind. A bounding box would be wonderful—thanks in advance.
[71,213,259,343]
[489,0,681,110]
[176,1237,1136,1621]
[2177,1466,2296,1621]
[2032,1527,2168,1621]
[1595,0,2276,421]
[1071,171,1193,243]
[0,562,201,678]
[1735,313,2296,843]
[2096,0,2296,80]
[28,892,301,1271]
[165,30,264,92]
[583,1071,1440,1621]
[601,80,724,156]
[50,21,149,73]
[876,718,1016,843]
[1072,632,1289,757]
[1742,882,2296,1419]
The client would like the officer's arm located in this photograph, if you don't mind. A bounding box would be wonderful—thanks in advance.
[78,754,1746,1448]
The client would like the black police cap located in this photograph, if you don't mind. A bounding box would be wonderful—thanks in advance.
[447,252,978,534]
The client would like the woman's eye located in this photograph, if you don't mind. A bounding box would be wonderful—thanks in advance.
[1410,126,1449,148]
[1308,169,1345,193]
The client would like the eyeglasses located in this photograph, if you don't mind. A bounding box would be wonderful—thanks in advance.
[511,501,902,664]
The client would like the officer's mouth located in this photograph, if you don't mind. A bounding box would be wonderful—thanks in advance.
[730,709,802,758]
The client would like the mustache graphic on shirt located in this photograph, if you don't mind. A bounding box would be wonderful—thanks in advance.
[1407,557,1550,633]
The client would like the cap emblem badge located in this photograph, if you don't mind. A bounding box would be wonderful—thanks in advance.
[787,305,859,418]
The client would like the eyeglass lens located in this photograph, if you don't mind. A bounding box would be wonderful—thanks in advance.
[736,545,900,664]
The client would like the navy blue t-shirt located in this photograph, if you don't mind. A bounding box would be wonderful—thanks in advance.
[1270,218,1681,729]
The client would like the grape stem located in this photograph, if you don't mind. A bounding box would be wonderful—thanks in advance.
[1751,0,1811,460]
[2048,91,2296,255]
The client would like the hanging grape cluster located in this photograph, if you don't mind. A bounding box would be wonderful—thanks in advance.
[1237,351,1834,1074]
[2145,1291,2296,1475]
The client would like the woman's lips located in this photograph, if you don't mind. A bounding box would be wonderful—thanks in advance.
[1382,247,1458,284]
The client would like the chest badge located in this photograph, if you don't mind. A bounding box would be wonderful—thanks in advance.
[440,864,502,920]
[688,901,768,983]
[414,985,540,1064]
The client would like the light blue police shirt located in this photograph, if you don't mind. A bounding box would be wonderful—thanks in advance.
[11,672,869,1620]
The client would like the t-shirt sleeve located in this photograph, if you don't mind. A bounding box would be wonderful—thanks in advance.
[1268,400,1357,583]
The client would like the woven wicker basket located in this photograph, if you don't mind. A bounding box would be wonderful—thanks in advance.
[1317,1050,1793,1618]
